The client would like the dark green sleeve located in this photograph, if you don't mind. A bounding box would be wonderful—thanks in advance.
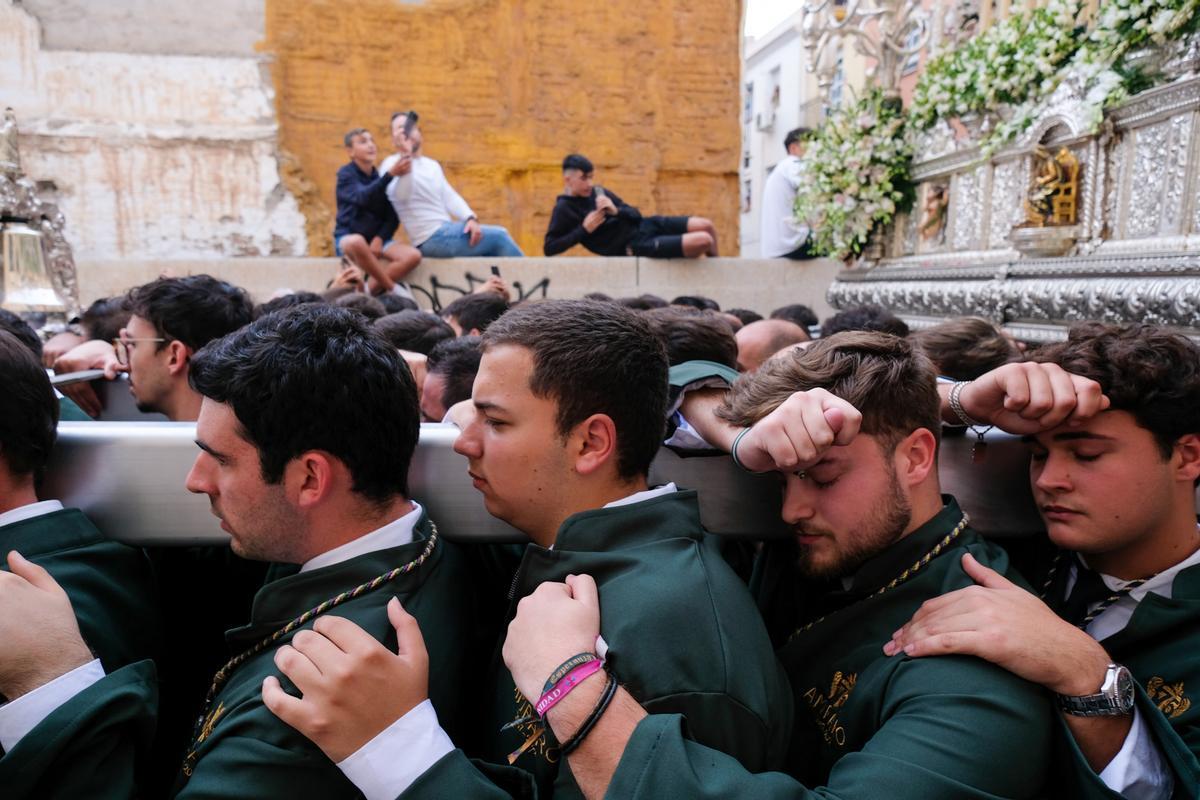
[641,686,790,772]
[668,361,739,392]
[0,660,157,800]
[400,748,537,799]
[173,733,361,799]
[610,658,1055,800]
[1050,683,1200,799]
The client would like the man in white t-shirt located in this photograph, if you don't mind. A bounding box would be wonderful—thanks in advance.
[379,112,524,258]
[760,127,813,259]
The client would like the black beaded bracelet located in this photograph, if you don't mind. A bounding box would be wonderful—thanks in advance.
[557,668,618,757]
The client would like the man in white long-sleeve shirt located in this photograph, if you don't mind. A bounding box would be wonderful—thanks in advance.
[759,128,814,259]
[379,112,524,258]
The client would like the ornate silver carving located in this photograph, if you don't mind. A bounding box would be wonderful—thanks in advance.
[950,167,984,250]
[988,159,1026,249]
[1127,121,1171,238]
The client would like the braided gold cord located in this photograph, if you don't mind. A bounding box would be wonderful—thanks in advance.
[788,514,970,642]
[181,524,440,776]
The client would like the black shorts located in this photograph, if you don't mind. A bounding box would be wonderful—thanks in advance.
[628,215,690,258]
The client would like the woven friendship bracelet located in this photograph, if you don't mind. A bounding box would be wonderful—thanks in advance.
[181,524,440,777]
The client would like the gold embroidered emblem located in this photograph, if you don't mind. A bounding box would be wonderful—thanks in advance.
[507,686,559,764]
[802,671,857,747]
[181,702,225,777]
[1147,677,1191,719]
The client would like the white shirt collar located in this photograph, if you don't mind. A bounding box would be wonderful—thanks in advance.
[300,502,423,574]
[1075,536,1200,641]
[0,500,65,529]
[602,483,678,509]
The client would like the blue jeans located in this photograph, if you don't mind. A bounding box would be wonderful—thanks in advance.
[417,221,524,258]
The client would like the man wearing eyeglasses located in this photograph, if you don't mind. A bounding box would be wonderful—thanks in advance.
[54,275,253,422]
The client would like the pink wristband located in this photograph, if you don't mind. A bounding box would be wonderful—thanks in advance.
[535,658,604,718]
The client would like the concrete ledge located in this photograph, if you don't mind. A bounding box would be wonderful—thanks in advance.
[76,256,842,319]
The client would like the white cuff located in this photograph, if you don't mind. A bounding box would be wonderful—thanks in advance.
[663,412,715,450]
[0,658,105,751]
[1097,705,1174,800]
[336,699,455,800]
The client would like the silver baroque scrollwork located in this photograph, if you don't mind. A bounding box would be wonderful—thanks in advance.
[1126,121,1170,238]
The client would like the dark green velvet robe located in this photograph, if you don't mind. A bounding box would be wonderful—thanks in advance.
[605,499,1057,799]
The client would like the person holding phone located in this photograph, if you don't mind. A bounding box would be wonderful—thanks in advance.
[379,112,524,259]
[544,153,719,258]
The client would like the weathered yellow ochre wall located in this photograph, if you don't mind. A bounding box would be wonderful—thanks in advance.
[263,0,742,257]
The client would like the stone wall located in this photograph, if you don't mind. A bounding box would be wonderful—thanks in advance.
[262,0,743,257]
[1,0,307,259]
[75,257,841,320]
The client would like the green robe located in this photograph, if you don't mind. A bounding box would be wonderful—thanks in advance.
[0,508,161,678]
[606,498,1056,799]
[407,490,793,800]
[1042,556,1200,797]
[168,512,475,798]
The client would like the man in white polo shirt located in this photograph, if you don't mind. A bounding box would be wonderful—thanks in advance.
[380,111,524,258]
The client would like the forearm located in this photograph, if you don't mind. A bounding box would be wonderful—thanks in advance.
[545,677,645,800]
[1063,713,1134,774]
[677,388,739,452]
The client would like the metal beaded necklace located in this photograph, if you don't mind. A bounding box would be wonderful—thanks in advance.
[180,525,440,777]
[1038,550,1158,629]
[787,514,971,642]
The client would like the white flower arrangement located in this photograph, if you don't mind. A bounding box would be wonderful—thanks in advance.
[794,90,913,260]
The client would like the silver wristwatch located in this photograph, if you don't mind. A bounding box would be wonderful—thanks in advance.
[1057,664,1136,716]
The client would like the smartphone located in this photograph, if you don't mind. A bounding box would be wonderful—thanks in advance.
[491,265,501,277]
[595,186,607,199]
[403,111,419,138]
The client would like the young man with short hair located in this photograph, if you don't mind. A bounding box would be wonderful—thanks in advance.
[379,112,523,258]
[421,336,482,423]
[334,127,422,293]
[262,300,792,798]
[439,291,508,336]
[498,332,1113,799]
[888,322,1200,797]
[0,306,475,798]
[760,127,814,259]
[544,153,719,258]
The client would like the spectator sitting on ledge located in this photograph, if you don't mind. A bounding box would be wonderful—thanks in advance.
[544,154,718,259]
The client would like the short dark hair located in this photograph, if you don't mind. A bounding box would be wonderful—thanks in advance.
[126,275,253,352]
[910,316,1022,381]
[343,127,369,148]
[483,300,668,480]
[616,294,669,311]
[390,110,417,128]
[333,292,388,321]
[375,310,455,355]
[253,292,324,320]
[1034,323,1200,458]
[0,330,58,478]
[583,292,614,303]
[720,331,940,451]
[0,309,42,360]
[820,304,909,339]
[562,154,594,174]
[727,308,764,326]
[378,293,420,314]
[189,305,419,502]
[770,303,819,330]
[441,292,509,334]
[79,297,131,342]
[671,295,721,312]
[427,335,483,411]
[784,127,813,150]
[643,307,738,368]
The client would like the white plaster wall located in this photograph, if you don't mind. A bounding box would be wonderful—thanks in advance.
[0,0,307,259]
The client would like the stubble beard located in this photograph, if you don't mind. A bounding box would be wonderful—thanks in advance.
[795,474,913,580]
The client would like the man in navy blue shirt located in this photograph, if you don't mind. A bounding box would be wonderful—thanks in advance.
[334,128,421,295]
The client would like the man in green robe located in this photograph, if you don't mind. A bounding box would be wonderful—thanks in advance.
[261,299,792,799]
[0,306,476,798]
[501,330,1113,799]
[0,330,161,798]
[888,322,1200,798]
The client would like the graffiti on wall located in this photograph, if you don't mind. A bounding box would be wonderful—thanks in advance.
[409,268,551,312]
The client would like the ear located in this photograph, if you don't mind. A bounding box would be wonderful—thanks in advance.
[1173,433,1200,484]
[570,414,619,477]
[467,328,482,336]
[165,341,193,377]
[894,428,938,488]
[286,451,338,511]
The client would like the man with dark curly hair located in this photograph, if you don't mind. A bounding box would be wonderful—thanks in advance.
[890,322,1200,797]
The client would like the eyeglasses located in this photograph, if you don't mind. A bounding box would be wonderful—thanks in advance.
[113,336,168,366]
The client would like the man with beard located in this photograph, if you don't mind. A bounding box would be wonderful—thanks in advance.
[499,331,1110,799]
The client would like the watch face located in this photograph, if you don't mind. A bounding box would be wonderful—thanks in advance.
[1116,666,1136,711]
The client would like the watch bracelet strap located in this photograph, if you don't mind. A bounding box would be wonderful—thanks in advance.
[1056,691,1128,716]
